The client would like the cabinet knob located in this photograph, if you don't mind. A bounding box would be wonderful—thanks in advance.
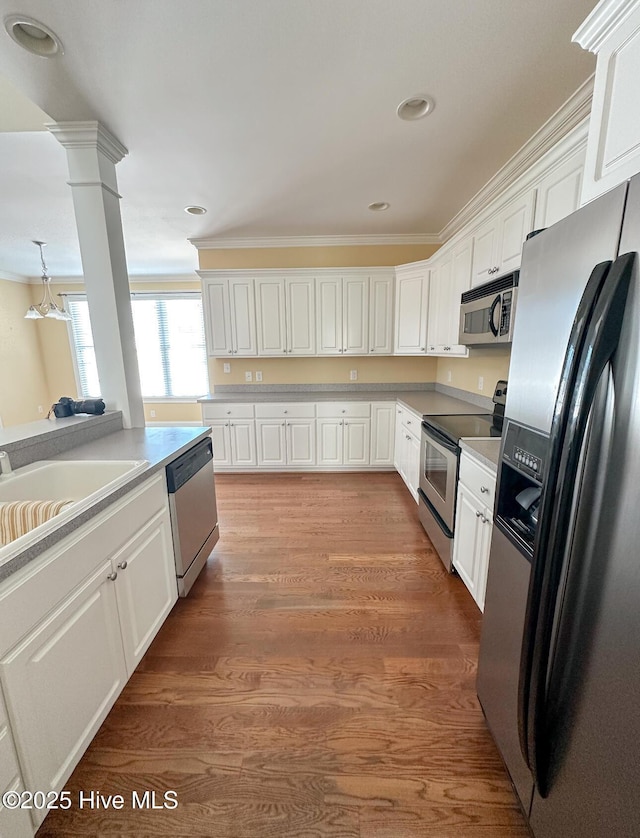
[107,571,118,581]
[226,410,231,415]
[341,409,346,413]
[339,348,344,353]
[228,349,233,354]
[284,410,288,414]
[117,560,128,570]
[407,419,411,424]
[421,347,426,351]
[482,514,489,524]
[406,434,411,441]
[480,486,489,494]
[476,510,482,518]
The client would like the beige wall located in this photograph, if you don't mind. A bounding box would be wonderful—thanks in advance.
[198,244,439,270]
[436,348,511,397]
[0,278,51,426]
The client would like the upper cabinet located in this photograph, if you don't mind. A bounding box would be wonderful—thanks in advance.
[574,0,640,204]
[255,276,316,355]
[471,189,537,286]
[202,276,257,357]
[394,264,429,355]
[534,144,586,229]
[369,274,394,354]
[316,274,369,355]
[426,242,471,357]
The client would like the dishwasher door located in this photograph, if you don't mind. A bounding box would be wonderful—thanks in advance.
[167,438,219,595]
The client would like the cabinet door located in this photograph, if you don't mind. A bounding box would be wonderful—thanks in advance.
[369,275,393,354]
[475,507,493,612]
[393,406,405,476]
[112,510,177,676]
[497,189,536,275]
[343,276,368,354]
[444,240,473,355]
[317,418,343,465]
[370,403,395,466]
[428,255,453,351]
[230,420,257,466]
[452,482,485,607]
[405,430,421,501]
[203,279,233,356]
[1,561,127,808]
[316,277,342,354]
[286,420,316,466]
[343,418,371,466]
[535,144,585,229]
[286,277,316,355]
[0,777,33,838]
[210,421,232,466]
[471,220,499,286]
[394,270,428,354]
[256,419,287,466]
[255,278,287,356]
[229,278,257,356]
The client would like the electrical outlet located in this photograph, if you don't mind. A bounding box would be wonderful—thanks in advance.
[446,370,452,383]
[223,362,231,374]
[350,369,358,381]
[478,376,484,391]
[37,405,44,414]
[245,371,252,382]
[150,409,156,418]
[256,371,263,382]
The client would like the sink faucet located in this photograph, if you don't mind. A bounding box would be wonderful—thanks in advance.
[0,451,13,476]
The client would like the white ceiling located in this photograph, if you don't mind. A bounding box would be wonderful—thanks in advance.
[0,0,596,278]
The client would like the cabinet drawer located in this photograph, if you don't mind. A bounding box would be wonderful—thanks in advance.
[401,408,421,434]
[459,453,496,507]
[316,402,370,418]
[202,403,255,420]
[254,402,315,419]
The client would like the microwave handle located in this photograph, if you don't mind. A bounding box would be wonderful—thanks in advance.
[489,294,501,336]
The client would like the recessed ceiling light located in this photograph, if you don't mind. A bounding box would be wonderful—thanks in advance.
[184,206,207,215]
[397,95,435,121]
[368,201,390,212]
[4,15,63,57]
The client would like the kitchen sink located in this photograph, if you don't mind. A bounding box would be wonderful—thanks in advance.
[0,459,149,563]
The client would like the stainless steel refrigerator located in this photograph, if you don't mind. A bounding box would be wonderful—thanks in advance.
[477,173,640,838]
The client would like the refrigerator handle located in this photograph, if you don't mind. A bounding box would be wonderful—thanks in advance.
[521,252,636,798]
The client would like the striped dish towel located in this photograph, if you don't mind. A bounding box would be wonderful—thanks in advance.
[0,500,74,546]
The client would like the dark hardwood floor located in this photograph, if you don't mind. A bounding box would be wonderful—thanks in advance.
[38,472,528,837]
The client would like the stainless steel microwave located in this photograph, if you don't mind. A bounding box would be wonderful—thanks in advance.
[459,270,519,346]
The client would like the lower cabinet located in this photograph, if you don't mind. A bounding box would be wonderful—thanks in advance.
[316,403,371,467]
[394,404,421,501]
[0,474,178,833]
[0,690,32,838]
[370,402,395,466]
[210,419,257,467]
[452,451,497,611]
[256,418,316,467]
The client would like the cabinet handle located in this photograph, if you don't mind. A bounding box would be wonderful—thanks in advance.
[480,486,489,494]
[107,571,118,581]
[117,561,128,570]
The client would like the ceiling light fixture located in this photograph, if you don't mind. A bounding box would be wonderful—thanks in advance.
[25,241,71,321]
[397,95,435,121]
[184,206,207,215]
[4,14,64,57]
[368,202,390,212]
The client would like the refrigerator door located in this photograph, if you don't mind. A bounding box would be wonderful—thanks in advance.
[506,182,627,435]
[528,195,640,835]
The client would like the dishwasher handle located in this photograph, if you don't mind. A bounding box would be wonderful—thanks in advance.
[166,438,213,493]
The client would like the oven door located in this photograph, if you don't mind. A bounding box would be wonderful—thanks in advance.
[459,293,501,345]
[419,422,459,531]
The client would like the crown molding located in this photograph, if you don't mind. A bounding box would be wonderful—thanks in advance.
[29,273,199,286]
[439,76,594,243]
[0,270,31,284]
[573,0,640,52]
[196,266,395,279]
[46,120,128,163]
[189,233,440,250]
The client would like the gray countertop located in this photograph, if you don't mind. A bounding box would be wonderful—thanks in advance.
[0,425,211,583]
[460,438,501,472]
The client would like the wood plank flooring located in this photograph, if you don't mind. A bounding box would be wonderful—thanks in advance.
[37,472,529,838]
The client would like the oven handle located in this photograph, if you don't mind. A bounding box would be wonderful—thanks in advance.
[421,422,459,454]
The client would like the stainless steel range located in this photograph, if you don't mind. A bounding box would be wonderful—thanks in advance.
[418,381,506,571]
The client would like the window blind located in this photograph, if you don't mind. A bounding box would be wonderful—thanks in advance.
[67,295,208,399]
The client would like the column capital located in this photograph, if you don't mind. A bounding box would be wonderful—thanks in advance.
[46,120,128,164]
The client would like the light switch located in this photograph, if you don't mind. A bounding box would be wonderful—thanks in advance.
[350,369,358,381]
[245,371,252,382]
[256,371,263,382]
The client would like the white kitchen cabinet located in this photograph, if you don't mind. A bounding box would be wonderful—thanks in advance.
[256,417,315,467]
[426,254,450,352]
[452,451,496,611]
[368,274,394,354]
[471,190,536,285]
[316,402,371,467]
[255,276,315,356]
[209,419,256,467]
[203,277,257,356]
[210,421,232,466]
[574,1,640,204]
[0,777,32,838]
[534,144,586,229]
[370,402,395,466]
[394,265,429,354]
[0,690,32,838]
[393,404,421,501]
[316,275,368,355]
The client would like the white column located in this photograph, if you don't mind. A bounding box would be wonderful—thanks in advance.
[47,120,144,428]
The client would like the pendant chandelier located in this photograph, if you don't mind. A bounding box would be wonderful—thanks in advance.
[25,240,71,321]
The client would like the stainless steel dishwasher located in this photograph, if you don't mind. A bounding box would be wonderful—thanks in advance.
[166,437,219,596]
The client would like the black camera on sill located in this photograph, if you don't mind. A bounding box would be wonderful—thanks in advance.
[51,396,106,418]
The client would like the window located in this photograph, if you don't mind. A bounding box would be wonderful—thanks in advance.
[67,294,208,399]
